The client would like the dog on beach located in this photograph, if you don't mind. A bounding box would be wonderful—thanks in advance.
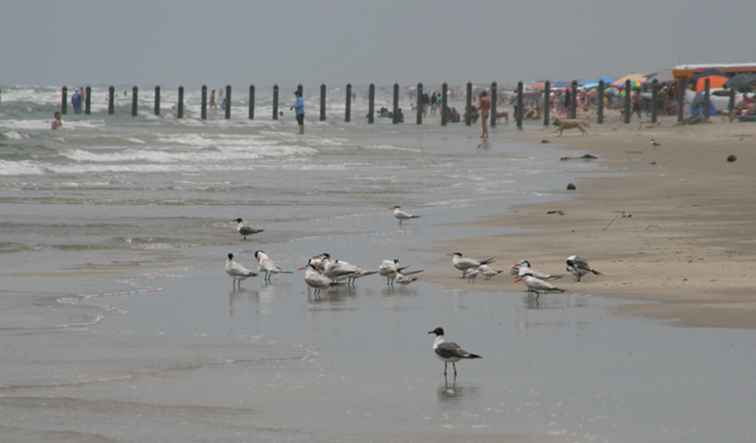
[553,117,589,136]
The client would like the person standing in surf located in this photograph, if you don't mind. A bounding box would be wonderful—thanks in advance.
[478,90,491,141]
[291,90,305,134]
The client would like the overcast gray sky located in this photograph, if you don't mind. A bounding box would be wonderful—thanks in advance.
[2,0,755,87]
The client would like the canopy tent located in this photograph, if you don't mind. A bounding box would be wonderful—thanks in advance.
[695,75,728,92]
[581,75,614,89]
[725,73,756,92]
[612,73,647,89]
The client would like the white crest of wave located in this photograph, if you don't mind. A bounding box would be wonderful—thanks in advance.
[0,160,46,176]
[61,144,317,164]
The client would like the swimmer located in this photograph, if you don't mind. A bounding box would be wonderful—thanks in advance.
[291,90,305,134]
[51,111,62,130]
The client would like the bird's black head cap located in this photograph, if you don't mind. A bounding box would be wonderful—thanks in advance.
[428,327,445,336]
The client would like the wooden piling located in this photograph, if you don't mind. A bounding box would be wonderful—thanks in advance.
[61,86,68,114]
[623,79,631,124]
[85,86,92,115]
[154,86,161,116]
[178,86,184,119]
[465,82,472,126]
[441,82,448,126]
[676,79,685,122]
[516,81,524,130]
[704,78,711,121]
[368,83,375,124]
[108,86,115,115]
[597,80,604,124]
[570,80,578,119]
[650,79,658,124]
[201,85,207,120]
[392,83,399,124]
[543,81,551,127]
[728,87,736,121]
[417,82,424,125]
[345,84,352,122]
[272,85,279,120]
[490,82,497,127]
[319,84,326,121]
[131,86,138,117]
[248,85,255,120]
[224,85,231,119]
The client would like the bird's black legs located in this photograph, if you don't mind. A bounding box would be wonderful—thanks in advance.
[443,361,448,377]
[453,362,457,378]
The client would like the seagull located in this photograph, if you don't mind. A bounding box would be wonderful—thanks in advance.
[514,270,566,300]
[450,252,495,276]
[298,259,342,296]
[234,218,264,240]
[566,255,601,282]
[394,269,423,286]
[254,250,292,283]
[225,253,257,288]
[392,206,420,224]
[510,259,562,280]
[650,137,661,147]
[428,327,481,380]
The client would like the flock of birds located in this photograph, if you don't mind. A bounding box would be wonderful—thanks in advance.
[226,210,602,380]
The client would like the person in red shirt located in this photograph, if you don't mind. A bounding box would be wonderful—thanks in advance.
[478,91,491,140]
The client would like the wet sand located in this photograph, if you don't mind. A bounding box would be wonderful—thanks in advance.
[433,117,756,328]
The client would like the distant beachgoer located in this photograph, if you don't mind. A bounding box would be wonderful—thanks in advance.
[632,89,642,120]
[210,89,217,109]
[291,90,305,134]
[71,88,82,114]
[51,111,62,130]
[479,90,491,140]
[218,89,224,110]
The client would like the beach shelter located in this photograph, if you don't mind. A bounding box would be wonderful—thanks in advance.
[726,73,756,92]
[612,73,647,89]
[695,75,728,92]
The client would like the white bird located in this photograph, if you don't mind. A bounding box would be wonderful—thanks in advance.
[566,255,601,282]
[254,250,292,283]
[510,259,562,280]
[392,206,420,224]
[650,137,661,147]
[234,218,264,240]
[462,267,479,282]
[322,257,376,287]
[478,264,504,280]
[428,327,482,380]
[450,252,495,276]
[394,269,423,286]
[299,259,341,296]
[225,253,257,288]
[307,253,331,272]
[513,271,566,300]
[379,258,412,286]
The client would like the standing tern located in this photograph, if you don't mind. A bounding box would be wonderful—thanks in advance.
[514,269,566,300]
[566,255,601,282]
[234,218,264,240]
[254,250,292,283]
[379,258,419,287]
[428,327,481,380]
[298,259,342,296]
[450,252,495,276]
[477,264,504,280]
[510,259,562,280]
[225,253,257,288]
[392,206,420,224]
[322,257,376,287]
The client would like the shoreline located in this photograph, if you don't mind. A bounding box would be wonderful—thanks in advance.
[429,116,756,329]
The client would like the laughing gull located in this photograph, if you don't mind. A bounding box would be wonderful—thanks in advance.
[514,269,566,300]
[510,259,562,280]
[254,250,292,283]
[428,327,481,379]
[234,218,264,240]
[392,206,420,224]
[225,253,257,288]
[450,252,495,276]
[566,255,601,282]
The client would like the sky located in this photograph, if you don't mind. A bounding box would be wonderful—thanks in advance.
[1,0,755,87]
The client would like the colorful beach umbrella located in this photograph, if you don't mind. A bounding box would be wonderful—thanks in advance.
[612,73,647,89]
[695,75,728,92]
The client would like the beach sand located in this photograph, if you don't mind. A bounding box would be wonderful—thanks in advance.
[431,117,756,329]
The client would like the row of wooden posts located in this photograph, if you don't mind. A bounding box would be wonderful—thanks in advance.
[59,78,731,127]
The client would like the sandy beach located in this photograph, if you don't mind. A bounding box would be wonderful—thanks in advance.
[432,117,756,329]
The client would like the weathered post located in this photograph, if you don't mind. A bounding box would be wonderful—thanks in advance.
[248,85,254,120]
[319,84,326,121]
[570,80,578,119]
[392,83,399,124]
[441,82,448,126]
[85,86,92,115]
[154,86,161,116]
[516,81,524,130]
[345,84,352,122]
[131,86,138,117]
[108,86,115,115]
[543,81,551,127]
[677,79,685,122]
[623,79,631,124]
[728,87,736,122]
[465,82,472,126]
[597,80,605,124]
[417,82,424,125]
[651,79,658,124]
[201,85,208,120]
[177,86,184,119]
[490,82,497,127]
[224,85,231,119]
[368,83,375,124]
[61,86,68,114]
[272,85,279,120]
[704,78,711,121]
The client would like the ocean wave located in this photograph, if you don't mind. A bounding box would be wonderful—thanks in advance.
[0,159,47,175]
[61,144,316,164]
